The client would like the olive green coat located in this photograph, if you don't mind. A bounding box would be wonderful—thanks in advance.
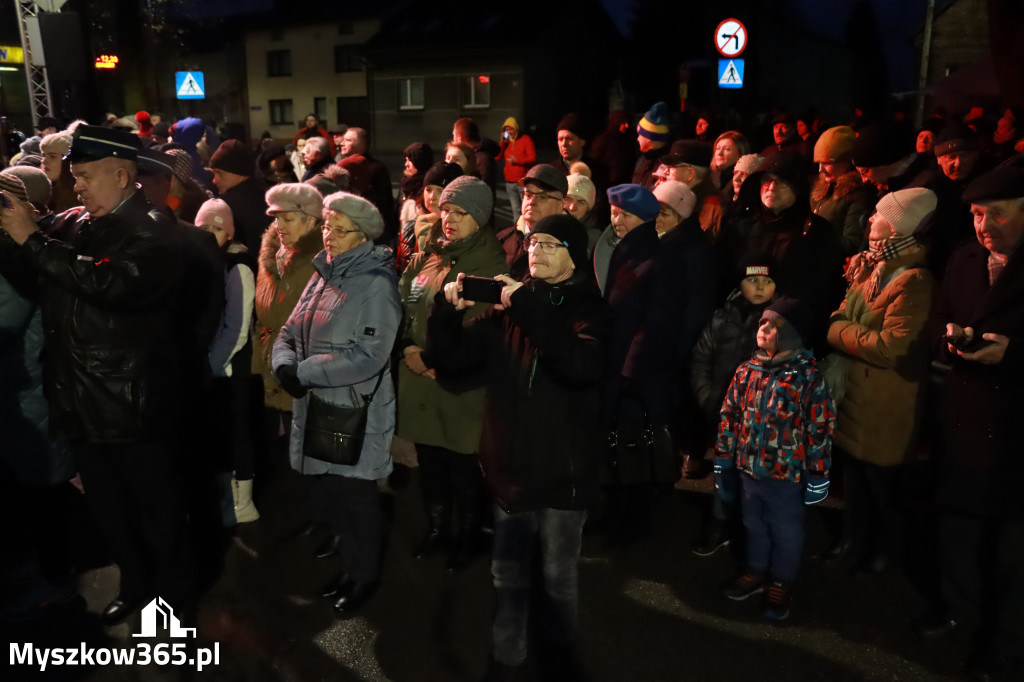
[826,247,935,466]
[396,229,508,453]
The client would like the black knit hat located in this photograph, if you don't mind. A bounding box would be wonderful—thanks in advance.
[423,161,463,188]
[530,213,589,271]
[403,142,435,174]
[933,122,980,157]
[209,139,255,176]
[762,296,814,351]
[737,250,778,283]
[748,151,809,199]
[556,113,587,140]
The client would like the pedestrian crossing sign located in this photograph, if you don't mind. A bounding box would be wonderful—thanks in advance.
[717,59,744,89]
[175,71,205,100]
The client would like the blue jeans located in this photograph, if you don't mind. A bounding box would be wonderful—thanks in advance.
[506,182,524,224]
[491,505,587,666]
[740,476,805,584]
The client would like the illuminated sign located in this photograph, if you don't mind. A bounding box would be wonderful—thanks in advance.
[175,71,205,100]
[95,54,119,69]
[477,75,490,84]
[718,59,745,89]
[0,46,25,64]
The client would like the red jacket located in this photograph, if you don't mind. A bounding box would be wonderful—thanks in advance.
[496,134,536,183]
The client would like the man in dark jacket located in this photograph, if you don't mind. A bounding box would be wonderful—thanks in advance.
[918,166,1024,681]
[0,125,193,626]
[427,214,611,682]
[210,139,272,253]
[338,127,396,245]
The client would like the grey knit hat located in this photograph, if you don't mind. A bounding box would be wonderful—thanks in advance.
[323,191,384,240]
[439,175,493,228]
[0,166,52,207]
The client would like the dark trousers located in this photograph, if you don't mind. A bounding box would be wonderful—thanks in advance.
[416,443,483,521]
[491,505,587,666]
[741,476,805,584]
[75,439,194,608]
[309,474,383,583]
[939,511,1024,660]
[843,455,902,563]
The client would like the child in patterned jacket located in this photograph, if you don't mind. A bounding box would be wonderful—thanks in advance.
[714,296,836,620]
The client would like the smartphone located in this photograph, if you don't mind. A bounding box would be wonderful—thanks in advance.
[460,276,503,304]
[944,333,995,353]
[503,131,510,140]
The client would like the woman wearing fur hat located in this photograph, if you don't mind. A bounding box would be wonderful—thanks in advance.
[253,184,325,463]
[39,124,81,214]
[272,191,400,617]
[397,176,507,570]
[824,188,937,574]
[810,126,874,256]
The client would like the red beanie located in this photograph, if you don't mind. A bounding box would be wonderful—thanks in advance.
[135,110,153,137]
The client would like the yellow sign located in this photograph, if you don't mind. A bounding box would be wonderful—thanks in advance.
[95,54,119,70]
[0,46,24,64]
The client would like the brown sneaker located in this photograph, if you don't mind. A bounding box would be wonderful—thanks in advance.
[762,581,794,621]
[722,572,766,601]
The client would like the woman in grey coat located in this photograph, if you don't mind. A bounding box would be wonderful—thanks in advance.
[272,190,401,617]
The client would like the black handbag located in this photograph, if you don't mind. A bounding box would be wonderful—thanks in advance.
[607,402,680,487]
[303,370,386,466]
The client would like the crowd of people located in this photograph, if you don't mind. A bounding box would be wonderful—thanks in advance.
[1,99,1023,682]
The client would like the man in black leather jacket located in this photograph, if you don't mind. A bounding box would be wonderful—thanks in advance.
[0,125,194,626]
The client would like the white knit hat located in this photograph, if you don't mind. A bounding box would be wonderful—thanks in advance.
[566,173,596,207]
[875,187,937,237]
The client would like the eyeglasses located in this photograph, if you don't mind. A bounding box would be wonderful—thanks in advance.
[526,236,567,255]
[441,207,470,222]
[523,189,560,203]
[324,224,361,237]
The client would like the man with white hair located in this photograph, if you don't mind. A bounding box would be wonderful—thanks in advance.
[301,136,333,181]
[0,125,193,627]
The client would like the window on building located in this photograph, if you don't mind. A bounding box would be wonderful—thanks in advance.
[398,77,425,110]
[334,46,362,73]
[267,50,291,77]
[269,99,294,126]
[462,75,490,109]
[314,97,327,125]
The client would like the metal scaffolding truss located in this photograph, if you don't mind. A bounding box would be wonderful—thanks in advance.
[14,1,55,126]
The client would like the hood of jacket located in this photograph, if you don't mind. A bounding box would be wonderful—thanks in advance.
[313,240,395,282]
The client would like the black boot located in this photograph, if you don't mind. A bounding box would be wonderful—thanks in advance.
[414,504,450,559]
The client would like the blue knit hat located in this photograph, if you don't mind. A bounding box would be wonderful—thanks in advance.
[607,183,660,222]
[637,102,671,142]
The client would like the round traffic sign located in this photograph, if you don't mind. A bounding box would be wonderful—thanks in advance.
[715,18,747,58]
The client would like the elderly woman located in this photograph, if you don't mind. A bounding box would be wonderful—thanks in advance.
[397,176,506,571]
[39,124,81,214]
[253,184,324,465]
[825,188,937,573]
[272,192,400,617]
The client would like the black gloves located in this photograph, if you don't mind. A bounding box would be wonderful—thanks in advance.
[275,364,307,399]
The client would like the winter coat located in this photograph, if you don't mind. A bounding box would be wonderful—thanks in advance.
[253,226,323,412]
[691,288,772,426]
[273,241,401,480]
[427,273,612,513]
[220,175,272,254]
[210,244,256,378]
[716,203,846,348]
[810,171,872,256]
[717,349,835,484]
[396,229,507,453]
[591,112,637,188]
[0,191,184,444]
[928,240,1024,518]
[0,275,73,485]
[827,247,935,466]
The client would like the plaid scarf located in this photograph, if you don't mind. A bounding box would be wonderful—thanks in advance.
[848,234,922,301]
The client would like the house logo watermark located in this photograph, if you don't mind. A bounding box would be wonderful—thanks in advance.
[11,597,219,672]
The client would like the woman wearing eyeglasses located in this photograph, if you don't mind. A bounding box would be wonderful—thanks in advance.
[272,192,401,617]
[396,176,507,571]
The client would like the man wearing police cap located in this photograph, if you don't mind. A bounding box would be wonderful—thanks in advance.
[0,124,194,626]
[919,163,1024,680]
